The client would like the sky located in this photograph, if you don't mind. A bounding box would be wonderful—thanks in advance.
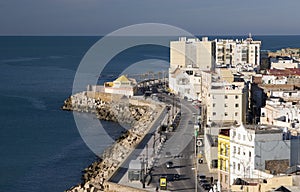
[1,0,300,36]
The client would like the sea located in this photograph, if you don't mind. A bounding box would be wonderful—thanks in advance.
[0,35,300,192]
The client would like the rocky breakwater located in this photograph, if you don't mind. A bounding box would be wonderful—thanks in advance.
[63,92,164,192]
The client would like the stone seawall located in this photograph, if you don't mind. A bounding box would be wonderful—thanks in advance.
[63,92,164,192]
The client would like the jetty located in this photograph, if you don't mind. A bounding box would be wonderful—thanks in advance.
[63,91,167,192]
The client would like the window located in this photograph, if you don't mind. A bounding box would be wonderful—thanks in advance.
[238,134,241,140]
[213,103,216,107]
[224,103,228,107]
[238,147,240,155]
[249,151,252,158]
[225,112,228,116]
[238,163,240,171]
[233,146,236,154]
[225,95,228,99]
[225,175,228,184]
[213,112,216,116]
[233,162,236,170]
[235,95,239,99]
[225,145,228,156]
[220,159,223,170]
[235,103,239,108]
[235,112,238,116]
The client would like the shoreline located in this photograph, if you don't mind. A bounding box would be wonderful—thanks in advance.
[62,91,165,192]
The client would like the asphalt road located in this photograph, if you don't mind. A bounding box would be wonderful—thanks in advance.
[151,94,208,191]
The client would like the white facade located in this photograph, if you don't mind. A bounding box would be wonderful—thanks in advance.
[262,75,288,84]
[168,67,200,100]
[229,124,291,185]
[215,36,261,69]
[261,98,300,130]
[270,57,300,70]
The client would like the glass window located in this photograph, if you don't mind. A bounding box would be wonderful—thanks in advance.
[238,147,240,155]
[235,95,239,99]
[233,146,236,154]
[213,112,216,116]
[249,151,251,158]
[225,95,228,99]
[235,103,239,108]
[238,163,240,171]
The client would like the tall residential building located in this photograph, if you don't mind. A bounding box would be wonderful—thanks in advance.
[170,37,215,71]
[214,35,261,69]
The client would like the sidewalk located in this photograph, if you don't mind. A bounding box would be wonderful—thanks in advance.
[118,133,171,191]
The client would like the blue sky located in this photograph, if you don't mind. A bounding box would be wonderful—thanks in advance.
[1,0,300,35]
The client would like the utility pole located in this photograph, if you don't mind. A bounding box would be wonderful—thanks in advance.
[194,116,198,192]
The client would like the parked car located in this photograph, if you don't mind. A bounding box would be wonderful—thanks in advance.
[199,179,209,184]
[166,161,173,168]
[173,173,180,181]
[201,183,211,190]
[198,174,206,180]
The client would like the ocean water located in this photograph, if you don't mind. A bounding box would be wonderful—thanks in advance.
[0,35,300,192]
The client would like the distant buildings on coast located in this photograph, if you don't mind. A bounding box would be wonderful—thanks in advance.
[168,35,300,191]
[86,35,300,191]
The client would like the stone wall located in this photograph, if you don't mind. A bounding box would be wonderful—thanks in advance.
[103,182,148,192]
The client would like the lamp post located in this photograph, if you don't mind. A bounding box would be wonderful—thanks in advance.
[194,113,199,192]
[140,155,146,188]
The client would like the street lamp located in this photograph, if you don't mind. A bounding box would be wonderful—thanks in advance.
[140,155,146,188]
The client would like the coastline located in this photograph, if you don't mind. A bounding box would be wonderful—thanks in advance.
[62,91,165,192]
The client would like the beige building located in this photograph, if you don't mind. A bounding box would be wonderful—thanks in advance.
[206,81,248,125]
[231,175,300,192]
[170,37,215,71]
[268,48,300,60]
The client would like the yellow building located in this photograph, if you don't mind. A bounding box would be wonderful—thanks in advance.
[218,128,230,190]
[104,75,137,96]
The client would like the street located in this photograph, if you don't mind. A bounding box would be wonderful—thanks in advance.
[150,93,211,191]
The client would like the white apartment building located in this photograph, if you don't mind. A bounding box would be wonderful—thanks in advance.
[270,57,300,70]
[170,37,215,71]
[168,67,202,100]
[229,124,291,185]
[215,35,261,69]
[206,81,248,125]
[261,98,300,130]
[261,75,288,84]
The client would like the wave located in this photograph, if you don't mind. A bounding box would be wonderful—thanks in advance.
[0,93,47,110]
[0,57,41,63]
